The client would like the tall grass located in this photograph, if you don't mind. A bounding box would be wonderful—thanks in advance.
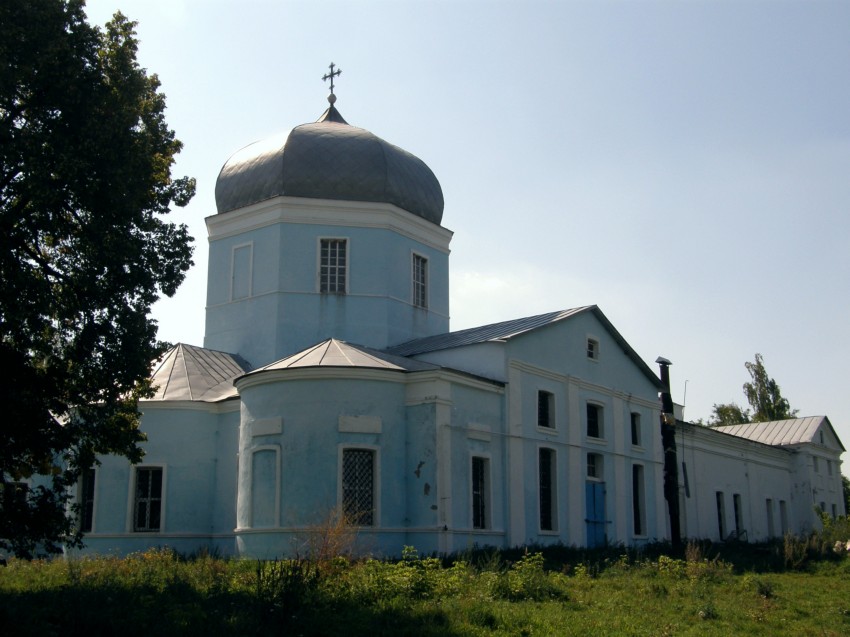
[1,520,849,636]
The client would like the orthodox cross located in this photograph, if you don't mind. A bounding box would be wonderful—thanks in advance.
[322,62,342,95]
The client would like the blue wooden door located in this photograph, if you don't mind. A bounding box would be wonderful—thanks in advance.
[585,481,606,548]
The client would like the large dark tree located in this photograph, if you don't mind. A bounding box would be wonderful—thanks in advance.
[0,0,194,557]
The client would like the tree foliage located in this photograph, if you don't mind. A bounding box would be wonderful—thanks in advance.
[0,0,194,557]
[743,353,797,422]
[708,403,751,427]
[708,353,797,427]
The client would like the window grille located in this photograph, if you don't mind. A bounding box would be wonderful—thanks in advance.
[134,468,163,532]
[342,449,374,526]
[413,254,428,308]
[320,239,347,294]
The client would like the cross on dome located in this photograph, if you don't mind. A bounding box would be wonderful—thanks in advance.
[322,62,342,104]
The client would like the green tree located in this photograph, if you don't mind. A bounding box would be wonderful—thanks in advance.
[743,353,797,422]
[0,0,194,557]
[708,403,750,427]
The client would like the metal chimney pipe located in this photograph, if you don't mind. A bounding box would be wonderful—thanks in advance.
[656,356,682,547]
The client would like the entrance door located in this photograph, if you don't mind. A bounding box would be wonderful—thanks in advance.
[586,481,607,548]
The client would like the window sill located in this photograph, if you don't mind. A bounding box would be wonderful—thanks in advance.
[536,426,558,436]
[586,436,607,446]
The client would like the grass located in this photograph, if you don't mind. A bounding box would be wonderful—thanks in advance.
[1,523,849,636]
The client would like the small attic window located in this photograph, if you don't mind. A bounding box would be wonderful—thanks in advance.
[587,338,599,360]
[819,431,824,444]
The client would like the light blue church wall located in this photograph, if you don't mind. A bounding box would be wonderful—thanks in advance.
[235,372,419,558]
[77,403,240,556]
[205,211,450,367]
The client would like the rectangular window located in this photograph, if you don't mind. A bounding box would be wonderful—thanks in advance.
[134,467,163,532]
[827,459,833,476]
[813,456,819,473]
[320,238,347,294]
[587,403,603,439]
[472,456,489,529]
[632,464,646,536]
[630,412,641,446]
[80,468,96,533]
[779,500,788,534]
[716,491,727,539]
[412,253,428,309]
[537,391,554,429]
[342,449,375,526]
[766,498,775,537]
[733,493,743,535]
[586,338,599,360]
[539,448,555,531]
[832,504,837,518]
[587,453,603,480]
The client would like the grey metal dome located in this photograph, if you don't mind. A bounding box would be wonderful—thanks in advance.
[214,106,444,224]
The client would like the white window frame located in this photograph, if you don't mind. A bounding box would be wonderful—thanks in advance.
[229,241,253,301]
[249,445,281,529]
[586,336,600,361]
[412,251,429,309]
[538,446,557,533]
[586,452,604,481]
[128,465,167,533]
[338,445,380,527]
[318,237,349,294]
[470,453,492,530]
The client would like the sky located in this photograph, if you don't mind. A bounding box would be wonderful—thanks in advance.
[83,0,850,455]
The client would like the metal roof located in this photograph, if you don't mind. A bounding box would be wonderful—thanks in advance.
[246,338,438,375]
[149,343,251,402]
[386,305,663,389]
[214,106,444,224]
[716,416,845,451]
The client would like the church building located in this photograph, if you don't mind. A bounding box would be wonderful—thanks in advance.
[73,79,845,558]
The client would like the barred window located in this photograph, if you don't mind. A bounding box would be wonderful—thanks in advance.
[134,467,163,532]
[320,239,347,294]
[342,449,374,526]
[413,254,428,308]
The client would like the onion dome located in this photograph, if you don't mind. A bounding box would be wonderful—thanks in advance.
[214,104,444,224]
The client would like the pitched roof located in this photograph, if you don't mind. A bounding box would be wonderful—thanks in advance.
[386,305,663,389]
[149,343,251,402]
[248,338,438,374]
[716,416,845,451]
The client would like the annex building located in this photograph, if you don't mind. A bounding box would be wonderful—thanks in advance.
[73,88,846,558]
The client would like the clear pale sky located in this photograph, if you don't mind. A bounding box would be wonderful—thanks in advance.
[83,0,850,457]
